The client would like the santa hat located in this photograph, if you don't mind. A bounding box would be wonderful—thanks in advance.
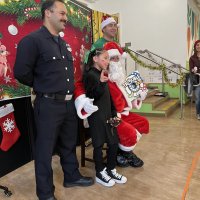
[104,42,127,59]
[101,15,117,30]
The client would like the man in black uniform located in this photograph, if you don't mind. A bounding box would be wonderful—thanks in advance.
[14,1,94,200]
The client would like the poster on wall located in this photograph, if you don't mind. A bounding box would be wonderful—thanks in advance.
[0,0,92,101]
[187,3,200,60]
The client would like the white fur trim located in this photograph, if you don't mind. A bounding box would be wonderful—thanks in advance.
[108,49,120,58]
[121,110,129,115]
[122,52,127,59]
[118,130,142,151]
[74,94,90,119]
[0,103,14,118]
[118,143,136,151]
[101,17,116,30]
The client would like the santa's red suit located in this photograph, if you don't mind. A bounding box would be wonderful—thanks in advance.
[74,78,149,152]
[107,80,149,151]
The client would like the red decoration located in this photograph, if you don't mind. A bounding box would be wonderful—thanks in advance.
[0,103,21,151]
[0,9,92,99]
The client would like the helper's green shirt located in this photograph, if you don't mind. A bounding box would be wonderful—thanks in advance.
[92,37,108,49]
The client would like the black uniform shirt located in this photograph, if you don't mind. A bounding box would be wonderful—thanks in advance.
[14,26,74,94]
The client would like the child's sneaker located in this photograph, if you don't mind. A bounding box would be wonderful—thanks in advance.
[96,168,115,187]
[107,168,127,184]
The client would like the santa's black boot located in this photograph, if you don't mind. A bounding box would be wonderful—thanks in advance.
[123,151,144,168]
[116,149,129,167]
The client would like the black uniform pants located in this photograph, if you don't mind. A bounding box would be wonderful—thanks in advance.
[93,143,118,174]
[34,96,81,200]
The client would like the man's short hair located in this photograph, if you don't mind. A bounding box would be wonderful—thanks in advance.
[41,0,65,19]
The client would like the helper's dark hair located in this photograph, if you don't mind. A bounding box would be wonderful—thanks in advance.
[41,0,65,20]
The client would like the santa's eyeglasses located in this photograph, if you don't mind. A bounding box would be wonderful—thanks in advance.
[110,56,120,62]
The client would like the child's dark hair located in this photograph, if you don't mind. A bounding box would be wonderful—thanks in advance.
[83,48,107,97]
[84,48,106,72]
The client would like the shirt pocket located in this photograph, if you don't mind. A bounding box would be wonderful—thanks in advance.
[43,53,62,63]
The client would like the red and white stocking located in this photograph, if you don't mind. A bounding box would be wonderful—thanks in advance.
[0,103,20,151]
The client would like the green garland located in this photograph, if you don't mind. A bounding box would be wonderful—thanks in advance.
[0,0,91,32]
[0,83,30,99]
[66,2,91,32]
[125,48,186,88]
[0,0,41,25]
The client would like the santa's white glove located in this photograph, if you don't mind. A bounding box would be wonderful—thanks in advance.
[132,99,142,110]
[138,90,148,101]
[75,94,98,119]
[84,98,98,114]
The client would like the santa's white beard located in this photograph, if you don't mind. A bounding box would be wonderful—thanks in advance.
[109,61,125,85]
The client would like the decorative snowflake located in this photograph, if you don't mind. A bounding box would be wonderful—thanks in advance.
[4,75,12,83]
[3,118,15,133]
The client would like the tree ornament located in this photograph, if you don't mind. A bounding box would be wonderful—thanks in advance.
[0,103,21,151]
[70,7,74,14]
[24,7,38,18]
[85,34,89,43]
[59,31,65,38]
[8,24,18,36]
[87,16,90,22]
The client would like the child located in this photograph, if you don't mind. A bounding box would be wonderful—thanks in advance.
[83,48,127,187]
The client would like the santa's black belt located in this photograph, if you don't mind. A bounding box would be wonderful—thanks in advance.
[39,93,73,101]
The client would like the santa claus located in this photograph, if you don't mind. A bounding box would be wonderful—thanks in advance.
[74,42,149,167]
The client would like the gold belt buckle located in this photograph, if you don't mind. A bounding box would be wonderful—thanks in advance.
[65,94,72,101]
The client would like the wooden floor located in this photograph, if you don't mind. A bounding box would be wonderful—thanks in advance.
[1,103,200,200]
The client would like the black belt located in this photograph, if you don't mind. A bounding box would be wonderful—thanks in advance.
[38,93,73,101]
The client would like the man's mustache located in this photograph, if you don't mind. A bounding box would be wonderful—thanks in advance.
[61,20,68,25]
